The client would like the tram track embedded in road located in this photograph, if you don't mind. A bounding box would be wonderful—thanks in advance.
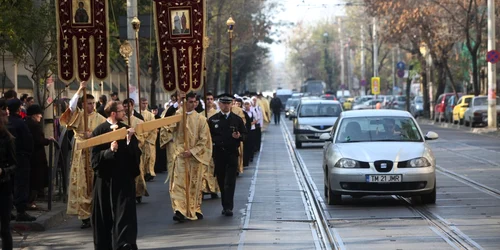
[281,122,344,250]
[436,166,500,200]
[396,196,484,250]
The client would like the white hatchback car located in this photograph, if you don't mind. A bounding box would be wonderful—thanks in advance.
[321,110,438,205]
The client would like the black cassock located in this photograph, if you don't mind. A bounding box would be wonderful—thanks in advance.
[91,121,141,250]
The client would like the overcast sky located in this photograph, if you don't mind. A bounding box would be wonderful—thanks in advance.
[270,0,348,63]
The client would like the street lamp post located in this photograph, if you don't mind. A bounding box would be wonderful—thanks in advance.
[131,16,142,115]
[119,40,133,125]
[227,16,235,95]
[323,32,331,91]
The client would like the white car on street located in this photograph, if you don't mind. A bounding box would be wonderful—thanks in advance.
[320,110,438,205]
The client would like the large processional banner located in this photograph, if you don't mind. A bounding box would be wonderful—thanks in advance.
[56,0,109,83]
[153,0,206,93]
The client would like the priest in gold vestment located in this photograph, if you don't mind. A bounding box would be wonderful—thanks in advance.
[122,98,148,203]
[61,82,106,229]
[231,99,246,175]
[161,92,212,221]
[139,98,157,182]
[202,94,219,197]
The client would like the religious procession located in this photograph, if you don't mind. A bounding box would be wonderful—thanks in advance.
[0,0,280,249]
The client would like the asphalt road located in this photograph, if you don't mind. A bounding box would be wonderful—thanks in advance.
[283,116,500,250]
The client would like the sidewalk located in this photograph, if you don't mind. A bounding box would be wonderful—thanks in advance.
[417,117,500,137]
[11,201,67,232]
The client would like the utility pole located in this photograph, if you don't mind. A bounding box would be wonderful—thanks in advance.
[338,17,345,97]
[487,0,497,128]
[361,24,366,95]
[392,47,395,94]
[373,17,378,78]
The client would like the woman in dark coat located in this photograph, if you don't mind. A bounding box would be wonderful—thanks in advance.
[25,105,54,209]
[0,99,17,250]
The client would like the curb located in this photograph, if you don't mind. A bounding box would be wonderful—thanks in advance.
[11,202,68,232]
[417,117,500,137]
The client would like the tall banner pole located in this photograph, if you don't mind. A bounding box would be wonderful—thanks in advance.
[132,17,142,115]
[120,41,133,126]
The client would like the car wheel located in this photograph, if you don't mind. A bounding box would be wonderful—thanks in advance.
[421,183,436,204]
[326,177,342,205]
[465,118,470,127]
[295,139,302,149]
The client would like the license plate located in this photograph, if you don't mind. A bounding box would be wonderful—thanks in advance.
[366,175,402,183]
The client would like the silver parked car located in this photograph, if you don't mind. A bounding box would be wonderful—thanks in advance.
[463,96,500,127]
[320,110,438,205]
[293,99,343,148]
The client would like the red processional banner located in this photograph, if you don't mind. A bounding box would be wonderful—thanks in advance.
[153,0,206,93]
[56,0,109,83]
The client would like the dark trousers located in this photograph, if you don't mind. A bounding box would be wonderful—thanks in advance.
[14,157,30,213]
[243,130,255,166]
[255,125,262,152]
[273,111,281,124]
[92,176,137,250]
[214,154,238,210]
[0,194,13,250]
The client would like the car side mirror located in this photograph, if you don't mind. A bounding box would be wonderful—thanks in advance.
[424,131,439,140]
[319,133,331,140]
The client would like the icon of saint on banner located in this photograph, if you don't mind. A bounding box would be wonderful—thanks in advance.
[73,0,90,24]
[171,9,191,35]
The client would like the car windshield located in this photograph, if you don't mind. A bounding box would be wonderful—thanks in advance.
[299,103,341,117]
[414,96,423,103]
[335,116,423,143]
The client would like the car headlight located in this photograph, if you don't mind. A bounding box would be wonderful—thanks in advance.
[298,125,310,130]
[334,158,360,168]
[408,157,431,168]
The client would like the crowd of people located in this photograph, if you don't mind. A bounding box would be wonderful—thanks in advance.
[0,90,56,250]
[0,82,277,249]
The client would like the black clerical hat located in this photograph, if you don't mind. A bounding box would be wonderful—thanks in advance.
[217,93,233,103]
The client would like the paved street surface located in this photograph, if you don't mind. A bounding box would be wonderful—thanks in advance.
[11,116,500,249]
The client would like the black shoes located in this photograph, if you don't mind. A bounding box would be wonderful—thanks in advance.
[136,197,142,204]
[210,193,219,199]
[145,174,155,182]
[10,213,16,221]
[196,212,203,220]
[118,243,138,250]
[81,219,91,229]
[173,211,186,222]
[16,212,36,222]
[221,209,233,216]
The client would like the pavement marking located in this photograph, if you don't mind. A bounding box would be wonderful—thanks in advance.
[237,134,264,250]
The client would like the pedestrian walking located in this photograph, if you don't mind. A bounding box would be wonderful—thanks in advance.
[270,93,283,125]
[208,94,247,216]
[91,101,141,250]
[161,92,212,221]
[60,81,106,229]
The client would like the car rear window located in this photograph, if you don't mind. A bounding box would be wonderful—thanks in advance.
[336,116,423,143]
[299,103,342,117]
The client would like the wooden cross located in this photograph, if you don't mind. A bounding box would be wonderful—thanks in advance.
[76,114,182,150]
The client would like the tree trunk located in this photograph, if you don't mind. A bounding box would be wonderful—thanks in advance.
[471,51,479,96]
[434,62,446,102]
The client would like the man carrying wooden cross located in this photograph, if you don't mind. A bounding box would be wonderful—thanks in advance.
[160,92,212,221]
[60,81,105,229]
